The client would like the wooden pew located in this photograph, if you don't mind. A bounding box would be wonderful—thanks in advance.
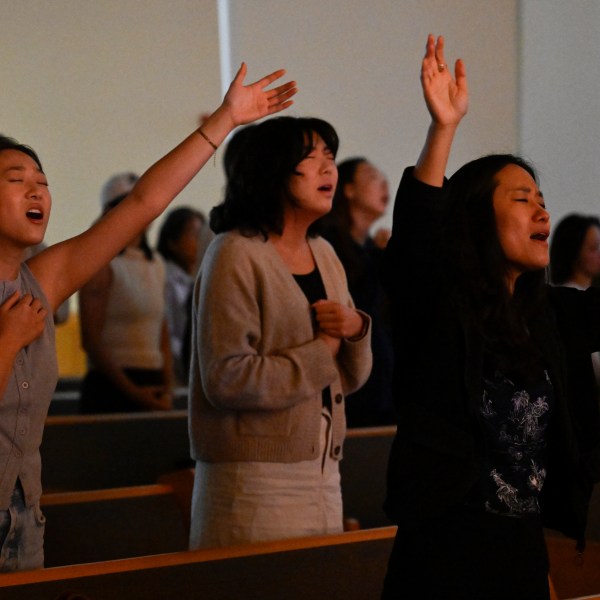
[0,527,397,600]
[41,415,396,531]
[547,534,600,600]
[48,386,189,415]
[41,484,189,567]
[341,426,395,529]
[586,483,600,543]
[41,410,192,491]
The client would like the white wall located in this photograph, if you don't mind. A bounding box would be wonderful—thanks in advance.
[1,0,221,246]
[520,0,600,228]
[4,0,597,249]
[229,0,520,232]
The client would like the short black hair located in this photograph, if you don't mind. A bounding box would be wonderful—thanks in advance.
[210,116,339,238]
[0,134,44,172]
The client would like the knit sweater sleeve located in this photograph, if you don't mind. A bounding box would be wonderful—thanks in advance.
[196,233,339,411]
[312,238,373,395]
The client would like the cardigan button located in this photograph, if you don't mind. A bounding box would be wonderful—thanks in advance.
[335,393,343,404]
[333,445,341,456]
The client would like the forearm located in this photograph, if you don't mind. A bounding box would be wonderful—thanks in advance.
[414,121,459,187]
[202,339,338,411]
[127,109,234,221]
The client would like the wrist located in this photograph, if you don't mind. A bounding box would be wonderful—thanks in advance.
[346,312,369,341]
[208,104,237,134]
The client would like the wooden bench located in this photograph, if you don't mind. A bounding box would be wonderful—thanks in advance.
[547,534,600,600]
[41,414,396,529]
[48,386,189,415]
[0,527,397,600]
[340,425,395,529]
[41,410,192,491]
[41,484,189,567]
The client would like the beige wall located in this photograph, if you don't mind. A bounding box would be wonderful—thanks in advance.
[520,0,600,226]
[229,0,519,232]
[3,0,598,249]
[2,0,222,247]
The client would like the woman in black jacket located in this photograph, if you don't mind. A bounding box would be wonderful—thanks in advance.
[381,34,600,600]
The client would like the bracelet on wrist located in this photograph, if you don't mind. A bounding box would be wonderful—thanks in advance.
[196,127,218,166]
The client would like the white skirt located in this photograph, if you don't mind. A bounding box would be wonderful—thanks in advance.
[189,409,343,549]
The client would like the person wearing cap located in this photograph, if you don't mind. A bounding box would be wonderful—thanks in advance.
[78,173,174,413]
[0,63,296,571]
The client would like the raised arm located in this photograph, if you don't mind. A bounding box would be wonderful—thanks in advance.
[28,64,297,311]
[414,34,469,187]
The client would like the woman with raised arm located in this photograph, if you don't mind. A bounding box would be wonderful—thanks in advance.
[380,35,600,599]
[0,64,295,572]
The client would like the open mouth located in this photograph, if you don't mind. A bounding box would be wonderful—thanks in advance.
[26,208,44,222]
[318,184,333,192]
[530,232,549,241]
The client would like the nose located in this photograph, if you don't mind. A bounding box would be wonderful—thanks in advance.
[535,204,550,223]
[321,159,333,174]
[26,182,42,199]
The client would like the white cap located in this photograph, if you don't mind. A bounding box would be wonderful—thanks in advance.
[100,172,139,209]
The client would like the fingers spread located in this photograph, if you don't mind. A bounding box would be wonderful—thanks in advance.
[257,68,287,87]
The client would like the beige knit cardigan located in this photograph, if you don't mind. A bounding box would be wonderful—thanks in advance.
[188,230,372,463]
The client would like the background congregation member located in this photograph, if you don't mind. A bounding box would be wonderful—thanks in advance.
[550,213,600,391]
[550,213,600,290]
[78,174,174,413]
[188,117,372,549]
[320,157,395,427]
[158,206,206,386]
[380,35,600,599]
[0,63,296,572]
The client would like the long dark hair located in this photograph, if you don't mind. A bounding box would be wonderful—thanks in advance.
[210,117,339,239]
[319,157,368,285]
[0,135,44,172]
[550,213,600,285]
[445,154,547,376]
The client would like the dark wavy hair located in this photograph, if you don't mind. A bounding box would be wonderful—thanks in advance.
[445,154,547,376]
[318,157,368,283]
[157,206,205,269]
[210,117,339,238]
[0,135,44,172]
[550,213,600,285]
[329,156,368,227]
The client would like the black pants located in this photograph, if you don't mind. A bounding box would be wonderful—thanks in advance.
[381,507,550,600]
[80,368,164,414]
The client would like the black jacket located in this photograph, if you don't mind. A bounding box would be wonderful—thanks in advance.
[382,168,600,544]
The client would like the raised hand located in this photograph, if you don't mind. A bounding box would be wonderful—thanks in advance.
[414,34,469,186]
[222,63,297,127]
[421,34,468,127]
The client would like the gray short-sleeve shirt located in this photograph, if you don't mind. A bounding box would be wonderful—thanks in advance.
[0,262,57,509]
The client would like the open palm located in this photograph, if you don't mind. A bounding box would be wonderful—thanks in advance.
[421,35,468,126]
[223,63,297,126]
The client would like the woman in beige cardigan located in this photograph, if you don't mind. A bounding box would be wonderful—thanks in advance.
[188,117,372,549]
